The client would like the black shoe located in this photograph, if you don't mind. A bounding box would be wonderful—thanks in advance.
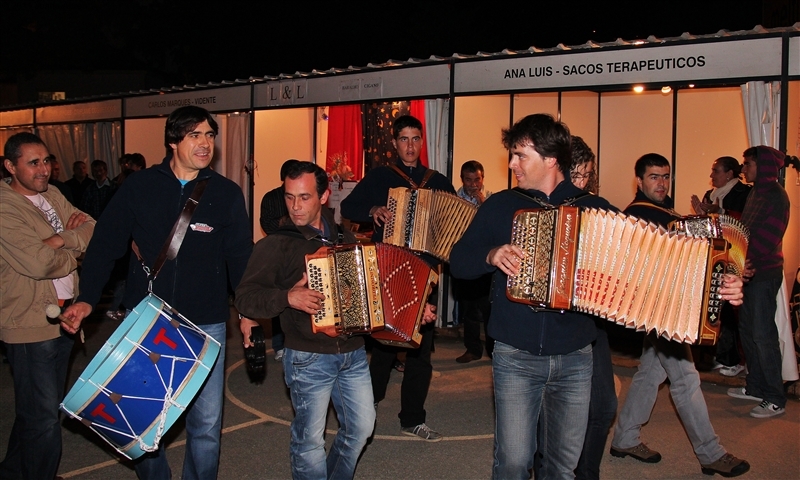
[610,443,662,463]
[456,352,479,363]
[701,454,750,477]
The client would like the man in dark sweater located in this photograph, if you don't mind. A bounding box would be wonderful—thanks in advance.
[236,162,374,479]
[611,153,749,478]
[451,114,612,478]
[727,146,790,418]
[63,106,253,479]
[341,114,451,442]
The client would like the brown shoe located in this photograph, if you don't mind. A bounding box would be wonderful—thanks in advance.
[609,443,662,463]
[701,453,750,477]
[456,352,479,363]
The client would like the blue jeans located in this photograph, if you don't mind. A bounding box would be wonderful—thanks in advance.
[283,347,375,480]
[134,321,226,480]
[739,273,786,408]
[0,332,73,480]
[492,341,593,480]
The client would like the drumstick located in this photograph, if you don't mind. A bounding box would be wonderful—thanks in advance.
[46,304,84,343]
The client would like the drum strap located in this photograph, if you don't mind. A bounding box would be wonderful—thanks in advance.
[134,178,209,290]
[389,164,437,189]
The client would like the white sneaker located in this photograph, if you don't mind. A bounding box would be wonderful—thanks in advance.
[274,349,284,361]
[750,400,785,418]
[719,364,746,377]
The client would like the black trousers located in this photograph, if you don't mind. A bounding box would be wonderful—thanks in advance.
[369,323,434,428]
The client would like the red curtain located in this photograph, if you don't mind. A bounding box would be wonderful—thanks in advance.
[410,100,428,167]
[326,105,364,180]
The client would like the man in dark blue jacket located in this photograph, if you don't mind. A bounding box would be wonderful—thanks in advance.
[451,114,610,479]
[63,106,252,480]
[341,115,451,441]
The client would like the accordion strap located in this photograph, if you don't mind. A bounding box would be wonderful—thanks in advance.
[389,164,437,189]
[511,187,593,207]
[625,201,679,217]
[135,178,209,287]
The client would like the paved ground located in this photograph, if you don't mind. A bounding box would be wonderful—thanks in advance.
[1,309,798,480]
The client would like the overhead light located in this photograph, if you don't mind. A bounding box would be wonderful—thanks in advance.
[633,85,644,93]
[688,84,695,88]
[661,86,672,94]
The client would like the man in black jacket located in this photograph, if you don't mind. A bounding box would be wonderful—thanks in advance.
[63,106,253,480]
[341,114,449,442]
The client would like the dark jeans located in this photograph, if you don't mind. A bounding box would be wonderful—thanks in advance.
[575,327,617,480]
[461,295,494,358]
[739,273,785,408]
[714,303,742,367]
[369,323,434,428]
[0,332,74,480]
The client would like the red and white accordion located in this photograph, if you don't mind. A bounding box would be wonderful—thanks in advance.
[506,207,749,345]
[305,243,438,348]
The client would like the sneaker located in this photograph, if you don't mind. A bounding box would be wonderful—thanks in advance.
[104,310,125,321]
[401,423,442,442]
[719,365,746,377]
[711,360,724,370]
[609,443,661,463]
[701,453,750,477]
[274,349,284,361]
[749,400,785,418]
[726,387,761,402]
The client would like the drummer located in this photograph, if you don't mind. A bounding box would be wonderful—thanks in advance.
[62,106,253,480]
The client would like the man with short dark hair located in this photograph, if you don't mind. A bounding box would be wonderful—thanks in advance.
[236,161,374,479]
[62,106,253,480]
[611,153,749,478]
[454,160,493,363]
[65,160,92,207]
[341,114,453,441]
[0,132,94,480]
[727,146,790,419]
[452,114,611,478]
[81,159,114,219]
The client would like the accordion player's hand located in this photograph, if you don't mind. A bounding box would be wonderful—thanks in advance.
[719,274,744,306]
[288,273,326,314]
[369,206,392,227]
[487,244,525,276]
[421,303,437,324]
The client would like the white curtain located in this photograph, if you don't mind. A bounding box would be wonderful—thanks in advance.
[741,81,781,148]
[37,122,121,180]
[213,112,251,213]
[424,98,450,175]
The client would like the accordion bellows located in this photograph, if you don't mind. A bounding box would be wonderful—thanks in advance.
[506,207,749,345]
[383,187,478,262]
[306,243,438,348]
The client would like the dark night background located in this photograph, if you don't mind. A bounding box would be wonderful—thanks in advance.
[0,0,796,107]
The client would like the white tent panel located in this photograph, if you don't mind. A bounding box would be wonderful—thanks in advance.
[124,117,168,169]
[453,95,511,195]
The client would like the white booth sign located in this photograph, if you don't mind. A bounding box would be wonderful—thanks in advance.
[35,99,122,124]
[455,37,783,93]
[125,86,251,117]
[254,64,450,107]
[790,37,800,77]
[0,109,34,127]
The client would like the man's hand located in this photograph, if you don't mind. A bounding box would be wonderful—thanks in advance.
[64,212,89,230]
[487,244,525,276]
[421,303,437,324]
[61,301,93,334]
[742,259,755,283]
[240,317,260,348]
[719,274,744,306]
[42,234,65,249]
[287,273,326,314]
[369,206,392,227]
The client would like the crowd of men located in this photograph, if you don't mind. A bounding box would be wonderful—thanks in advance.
[0,105,792,480]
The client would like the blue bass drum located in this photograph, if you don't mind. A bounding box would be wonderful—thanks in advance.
[60,294,221,459]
